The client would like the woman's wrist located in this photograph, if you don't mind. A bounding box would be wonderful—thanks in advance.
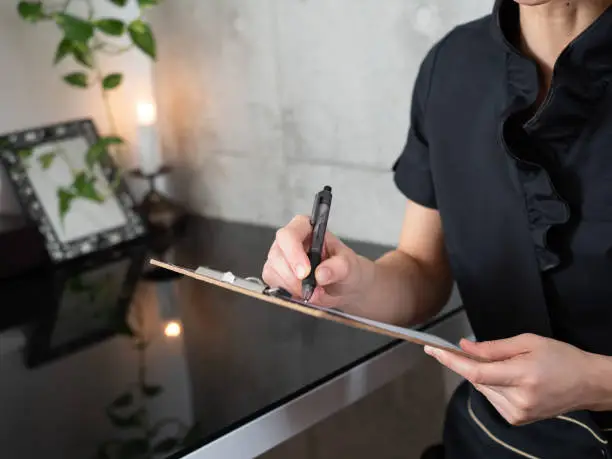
[349,251,421,325]
[350,255,377,308]
[582,352,612,412]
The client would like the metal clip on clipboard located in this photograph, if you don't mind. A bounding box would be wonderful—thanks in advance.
[195,266,294,300]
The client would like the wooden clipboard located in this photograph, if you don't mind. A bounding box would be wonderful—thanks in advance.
[150,259,479,360]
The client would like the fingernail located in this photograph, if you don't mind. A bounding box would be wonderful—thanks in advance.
[424,346,439,357]
[317,268,330,284]
[295,265,307,279]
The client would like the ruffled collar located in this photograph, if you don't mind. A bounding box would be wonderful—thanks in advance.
[488,0,612,272]
[490,0,612,123]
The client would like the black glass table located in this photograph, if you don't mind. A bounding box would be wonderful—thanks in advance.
[0,217,465,459]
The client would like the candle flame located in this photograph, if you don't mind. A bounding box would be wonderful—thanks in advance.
[137,102,157,126]
[164,321,182,338]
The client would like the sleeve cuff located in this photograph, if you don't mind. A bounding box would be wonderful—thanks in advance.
[392,135,437,210]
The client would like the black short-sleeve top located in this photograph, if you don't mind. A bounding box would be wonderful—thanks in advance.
[393,0,612,356]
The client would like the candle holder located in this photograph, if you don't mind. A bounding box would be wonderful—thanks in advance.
[130,165,187,233]
[130,165,188,282]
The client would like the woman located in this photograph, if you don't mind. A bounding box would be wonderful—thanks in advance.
[262,0,612,457]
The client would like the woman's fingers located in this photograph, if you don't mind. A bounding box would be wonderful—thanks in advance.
[263,243,302,296]
[275,215,313,279]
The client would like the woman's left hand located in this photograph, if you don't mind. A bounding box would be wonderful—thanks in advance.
[425,333,612,425]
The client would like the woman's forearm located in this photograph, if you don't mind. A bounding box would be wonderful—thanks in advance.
[349,249,453,326]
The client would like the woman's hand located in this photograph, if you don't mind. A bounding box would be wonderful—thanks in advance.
[262,215,375,309]
[425,334,612,425]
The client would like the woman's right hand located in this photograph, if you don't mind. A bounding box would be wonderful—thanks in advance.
[262,215,373,308]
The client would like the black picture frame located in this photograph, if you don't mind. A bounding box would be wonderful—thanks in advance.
[24,242,146,368]
[0,118,147,263]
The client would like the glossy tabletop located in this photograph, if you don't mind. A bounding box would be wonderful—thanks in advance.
[0,217,459,459]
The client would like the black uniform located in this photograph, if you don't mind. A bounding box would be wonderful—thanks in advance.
[392,0,612,457]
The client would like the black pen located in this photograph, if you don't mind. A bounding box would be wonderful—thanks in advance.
[302,186,333,301]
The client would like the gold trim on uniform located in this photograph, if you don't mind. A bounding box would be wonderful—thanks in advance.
[467,395,541,459]
[468,394,610,457]
[555,415,609,445]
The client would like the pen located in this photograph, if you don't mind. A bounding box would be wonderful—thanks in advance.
[302,185,333,301]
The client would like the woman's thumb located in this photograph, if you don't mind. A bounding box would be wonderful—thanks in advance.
[315,255,351,286]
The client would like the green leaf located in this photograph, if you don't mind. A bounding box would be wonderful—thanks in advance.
[18,2,44,22]
[63,72,88,88]
[111,392,133,408]
[18,149,33,160]
[38,151,56,169]
[106,408,143,428]
[55,13,94,42]
[141,384,162,397]
[128,20,156,59]
[120,438,148,458]
[101,136,124,145]
[138,0,159,7]
[85,145,105,170]
[54,39,92,68]
[86,136,123,169]
[73,171,104,203]
[57,187,75,223]
[153,438,178,454]
[72,42,93,68]
[102,73,123,90]
[109,0,128,6]
[54,38,73,65]
[95,18,125,36]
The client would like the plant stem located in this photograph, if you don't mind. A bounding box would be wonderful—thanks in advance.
[91,39,121,158]
[97,43,135,55]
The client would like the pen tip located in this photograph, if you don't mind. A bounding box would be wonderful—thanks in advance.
[302,285,314,302]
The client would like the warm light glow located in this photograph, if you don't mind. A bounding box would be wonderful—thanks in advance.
[164,321,182,338]
[137,102,157,126]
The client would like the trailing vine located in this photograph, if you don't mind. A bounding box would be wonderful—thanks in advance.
[16,0,160,223]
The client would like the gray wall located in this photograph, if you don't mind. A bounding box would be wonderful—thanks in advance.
[151,0,492,245]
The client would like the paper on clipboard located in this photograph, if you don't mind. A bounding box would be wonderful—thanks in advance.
[305,302,462,352]
[149,259,476,359]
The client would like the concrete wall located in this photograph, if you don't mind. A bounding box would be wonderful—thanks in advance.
[0,0,155,213]
[151,0,493,245]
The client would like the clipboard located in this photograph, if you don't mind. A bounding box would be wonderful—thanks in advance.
[150,259,480,360]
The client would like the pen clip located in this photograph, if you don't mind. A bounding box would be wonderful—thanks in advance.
[310,191,321,226]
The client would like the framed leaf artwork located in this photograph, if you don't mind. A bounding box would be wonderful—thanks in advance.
[0,119,147,263]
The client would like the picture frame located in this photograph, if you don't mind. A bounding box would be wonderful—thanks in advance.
[24,243,146,368]
[0,118,147,263]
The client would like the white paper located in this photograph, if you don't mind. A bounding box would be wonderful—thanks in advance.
[304,302,461,352]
